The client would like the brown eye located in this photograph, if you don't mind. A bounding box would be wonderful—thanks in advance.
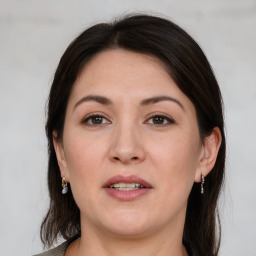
[152,116,165,124]
[83,115,110,126]
[91,116,103,124]
[146,115,174,126]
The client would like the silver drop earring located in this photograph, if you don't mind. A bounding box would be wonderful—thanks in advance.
[201,173,205,194]
[62,177,68,194]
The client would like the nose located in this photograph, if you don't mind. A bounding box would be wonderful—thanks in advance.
[109,123,146,165]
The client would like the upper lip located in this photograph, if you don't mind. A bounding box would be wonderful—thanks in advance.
[103,175,153,188]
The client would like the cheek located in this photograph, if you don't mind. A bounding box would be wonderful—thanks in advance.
[63,131,107,196]
[64,128,106,168]
[62,132,110,220]
[148,131,200,192]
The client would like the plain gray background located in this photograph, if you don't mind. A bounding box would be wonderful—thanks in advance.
[0,0,256,255]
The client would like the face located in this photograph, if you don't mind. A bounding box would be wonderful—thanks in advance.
[54,49,207,238]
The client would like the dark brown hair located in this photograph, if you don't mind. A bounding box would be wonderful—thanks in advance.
[41,14,225,256]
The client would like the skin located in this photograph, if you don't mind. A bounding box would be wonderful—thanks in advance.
[53,49,222,256]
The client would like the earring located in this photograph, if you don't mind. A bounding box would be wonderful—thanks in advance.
[201,173,205,194]
[62,177,68,194]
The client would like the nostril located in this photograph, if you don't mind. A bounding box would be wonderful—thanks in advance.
[112,156,139,161]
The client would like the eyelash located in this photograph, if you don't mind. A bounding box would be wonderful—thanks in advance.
[81,113,175,127]
[145,113,175,126]
[82,114,110,126]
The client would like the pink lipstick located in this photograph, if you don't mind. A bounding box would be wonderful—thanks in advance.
[103,175,152,201]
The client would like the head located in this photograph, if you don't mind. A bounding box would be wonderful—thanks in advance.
[41,14,225,256]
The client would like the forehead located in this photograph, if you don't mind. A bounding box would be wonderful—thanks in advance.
[85,48,168,73]
[71,49,182,98]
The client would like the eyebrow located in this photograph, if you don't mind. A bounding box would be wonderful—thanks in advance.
[74,95,113,110]
[74,95,184,111]
[140,96,185,111]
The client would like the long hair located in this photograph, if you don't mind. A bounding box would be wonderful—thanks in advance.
[41,14,225,256]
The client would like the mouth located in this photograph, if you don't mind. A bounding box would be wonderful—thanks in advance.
[103,175,152,189]
[103,175,152,201]
[109,182,146,191]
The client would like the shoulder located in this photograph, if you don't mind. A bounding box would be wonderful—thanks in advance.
[33,240,69,256]
[33,234,80,256]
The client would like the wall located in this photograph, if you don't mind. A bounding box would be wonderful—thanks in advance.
[0,0,255,255]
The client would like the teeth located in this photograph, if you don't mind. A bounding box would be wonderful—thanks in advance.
[110,183,144,190]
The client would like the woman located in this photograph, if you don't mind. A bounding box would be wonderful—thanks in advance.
[36,14,225,256]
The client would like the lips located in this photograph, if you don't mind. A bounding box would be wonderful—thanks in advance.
[103,175,152,201]
[103,175,153,189]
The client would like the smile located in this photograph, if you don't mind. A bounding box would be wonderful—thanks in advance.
[103,175,152,201]
[109,183,146,190]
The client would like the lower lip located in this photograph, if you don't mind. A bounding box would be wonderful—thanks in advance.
[104,188,151,201]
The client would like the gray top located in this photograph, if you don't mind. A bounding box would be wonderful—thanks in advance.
[33,241,68,256]
[33,235,79,256]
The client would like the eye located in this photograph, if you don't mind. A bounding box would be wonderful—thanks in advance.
[82,114,111,126]
[146,114,174,126]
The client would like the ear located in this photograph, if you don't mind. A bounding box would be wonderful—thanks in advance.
[195,127,222,182]
[52,131,70,182]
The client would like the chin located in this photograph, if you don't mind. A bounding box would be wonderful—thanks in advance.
[105,224,152,238]
[99,210,154,237]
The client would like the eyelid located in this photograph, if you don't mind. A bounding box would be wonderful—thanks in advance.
[144,113,175,125]
[81,112,112,126]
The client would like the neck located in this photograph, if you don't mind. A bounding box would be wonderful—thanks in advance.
[70,217,188,256]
